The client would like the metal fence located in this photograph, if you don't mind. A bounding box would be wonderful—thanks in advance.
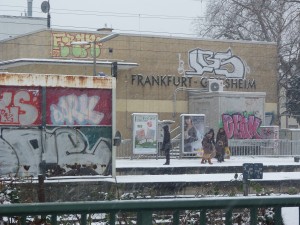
[0,196,299,225]
[229,139,300,156]
[116,139,300,159]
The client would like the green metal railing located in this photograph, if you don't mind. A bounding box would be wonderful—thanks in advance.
[0,196,299,225]
[0,196,300,225]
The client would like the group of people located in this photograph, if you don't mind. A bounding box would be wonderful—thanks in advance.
[161,124,229,165]
[201,128,228,164]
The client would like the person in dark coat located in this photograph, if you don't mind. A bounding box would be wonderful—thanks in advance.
[201,129,215,164]
[216,127,228,162]
[162,125,171,165]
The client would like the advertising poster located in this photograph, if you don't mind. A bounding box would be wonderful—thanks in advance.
[132,113,158,154]
[181,114,205,153]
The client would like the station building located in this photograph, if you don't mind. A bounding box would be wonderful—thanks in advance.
[0,28,281,139]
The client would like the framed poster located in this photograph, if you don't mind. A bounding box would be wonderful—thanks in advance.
[132,113,158,154]
[181,114,205,153]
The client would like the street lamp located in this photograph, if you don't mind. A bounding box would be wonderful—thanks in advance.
[71,33,119,76]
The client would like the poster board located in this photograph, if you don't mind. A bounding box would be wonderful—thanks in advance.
[132,113,158,154]
[181,114,205,154]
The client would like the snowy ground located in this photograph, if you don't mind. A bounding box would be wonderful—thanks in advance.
[41,156,300,224]
[116,156,300,224]
[116,156,300,183]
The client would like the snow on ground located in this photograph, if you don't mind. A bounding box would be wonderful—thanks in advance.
[116,156,300,183]
[116,156,300,168]
[37,156,300,224]
[282,207,299,225]
[117,156,300,225]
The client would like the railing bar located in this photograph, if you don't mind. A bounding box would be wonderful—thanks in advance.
[200,209,206,225]
[173,210,180,225]
[250,207,257,225]
[225,209,232,225]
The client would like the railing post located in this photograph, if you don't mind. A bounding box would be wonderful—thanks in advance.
[20,216,26,225]
[109,211,116,225]
[137,210,153,225]
[38,174,45,202]
[200,209,206,225]
[81,213,87,225]
[274,207,282,225]
[250,208,257,225]
[51,214,57,225]
[225,209,232,225]
[173,210,180,225]
[299,206,300,225]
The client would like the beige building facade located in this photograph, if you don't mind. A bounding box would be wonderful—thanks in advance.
[0,29,279,138]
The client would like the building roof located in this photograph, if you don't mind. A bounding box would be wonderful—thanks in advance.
[0,58,139,70]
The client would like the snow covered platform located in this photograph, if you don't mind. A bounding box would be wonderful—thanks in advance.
[12,156,300,202]
[116,156,300,175]
[115,156,300,196]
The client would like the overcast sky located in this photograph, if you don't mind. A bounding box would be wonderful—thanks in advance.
[0,0,207,37]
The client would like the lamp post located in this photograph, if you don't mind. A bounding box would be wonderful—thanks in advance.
[71,33,119,76]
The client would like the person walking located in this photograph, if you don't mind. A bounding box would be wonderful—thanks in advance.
[201,129,215,164]
[216,127,228,163]
[162,125,171,165]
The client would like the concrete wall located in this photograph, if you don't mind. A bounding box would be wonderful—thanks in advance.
[189,91,266,139]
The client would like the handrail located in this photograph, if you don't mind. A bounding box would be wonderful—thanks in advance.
[0,196,299,225]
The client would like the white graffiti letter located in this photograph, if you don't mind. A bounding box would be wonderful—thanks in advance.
[14,91,39,125]
[50,94,104,125]
[185,48,248,79]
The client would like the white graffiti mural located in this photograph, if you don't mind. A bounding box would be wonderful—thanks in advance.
[0,127,111,177]
[183,48,249,78]
[50,94,105,125]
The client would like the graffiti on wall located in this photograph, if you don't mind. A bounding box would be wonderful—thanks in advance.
[260,126,279,139]
[46,88,112,126]
[0,86,112,177]
[0,127,112,177]
[222,112,262,139]
[183,48,249,79]
[0,87,41,125]
[52,32,104,58]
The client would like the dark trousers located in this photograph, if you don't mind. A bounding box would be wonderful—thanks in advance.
[165,149,170,164]
[217,148,225,162]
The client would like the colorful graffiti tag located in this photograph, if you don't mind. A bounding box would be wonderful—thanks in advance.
[52,32,104,58]
[222,113,262,139]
